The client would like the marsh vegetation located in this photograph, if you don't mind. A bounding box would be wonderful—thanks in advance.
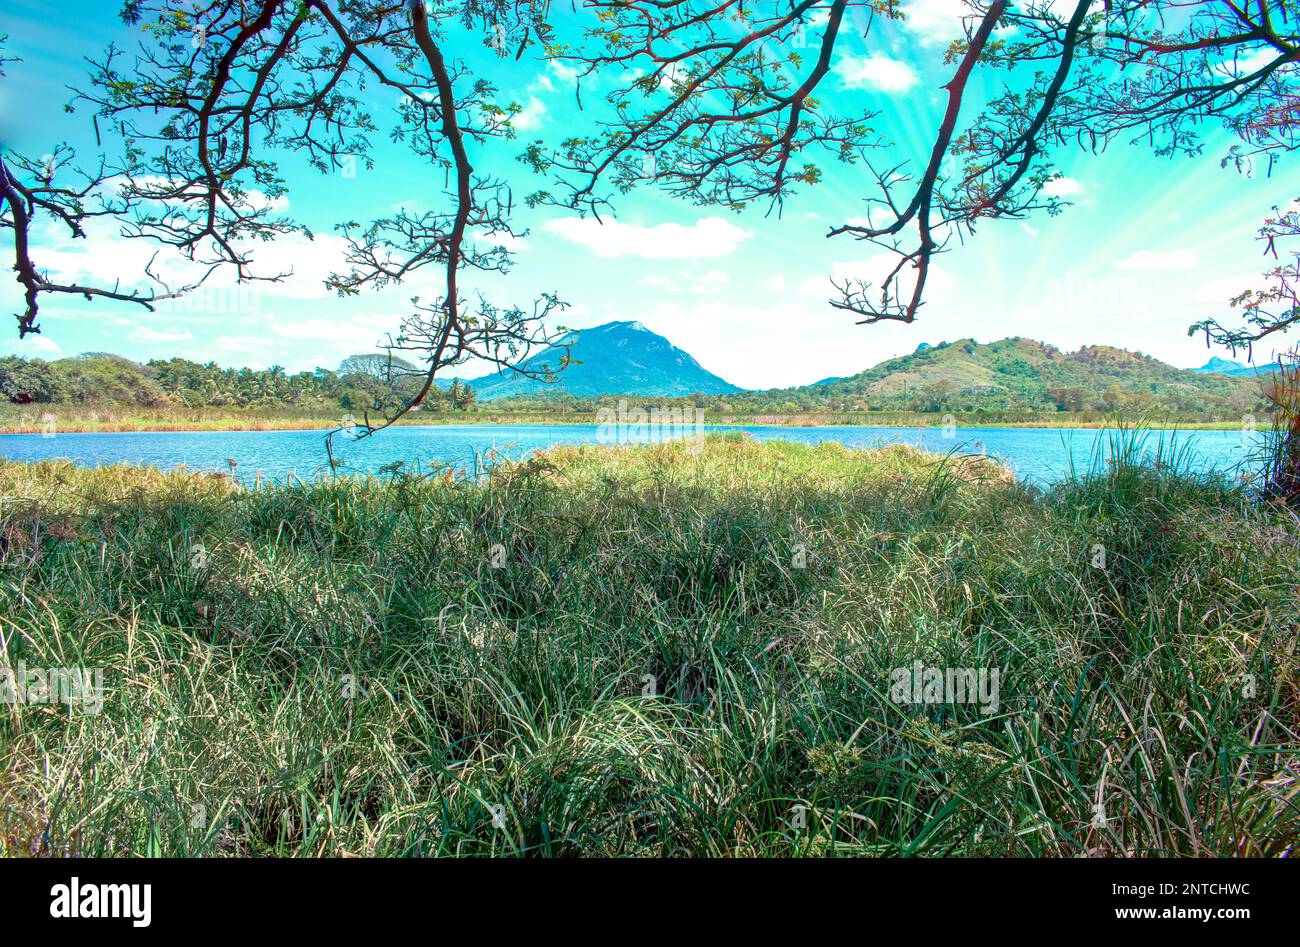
[1,435,1295,856]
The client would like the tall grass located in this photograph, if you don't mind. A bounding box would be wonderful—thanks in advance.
[0,435,1296,856]
[1259,350,1300,506]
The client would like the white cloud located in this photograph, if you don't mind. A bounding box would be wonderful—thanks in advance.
[178,311,404,372]
[635,268,732,294]
[690,270,731,294]
[30,215,352,303]
[899,0,978,45]
[1215,46,1279,78]
[637,273,681,292]
[836,54,920,93]
[1042,176,1085,198]
[1,335,63,357]
[804,8,833,30]
[129,326,194,343]
[268,312,397,345]
[548,59,584,84]
[656,63,683,92]
[542,216,753,259]
[222,232,352,298]
[1115,249,1199,270]
[511,95,548,131]
[211,336,264,352]
[1193,272,1259,303]
[246,190,290,214]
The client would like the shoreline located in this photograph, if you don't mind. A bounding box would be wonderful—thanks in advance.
[0,414,1250,435]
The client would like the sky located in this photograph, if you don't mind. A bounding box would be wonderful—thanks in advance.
[0,0,1293,389]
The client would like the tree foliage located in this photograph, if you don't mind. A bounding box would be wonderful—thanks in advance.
[540,0,1299,340]
[3,0,1298,430]
[3,2,566,440]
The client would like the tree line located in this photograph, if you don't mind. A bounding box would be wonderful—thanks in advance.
[0,342,1269,421]
[0,352,477,413]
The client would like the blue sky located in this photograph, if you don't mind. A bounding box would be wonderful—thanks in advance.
[1,0,1292,388]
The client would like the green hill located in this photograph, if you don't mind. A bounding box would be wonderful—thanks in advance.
[753,338,1267,417]
[0,336,1273,424]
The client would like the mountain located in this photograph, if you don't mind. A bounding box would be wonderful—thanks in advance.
[753,337,1267,416]
[1191,356,1280,377]
[467,321,741,400]
[1193,356,1247,374]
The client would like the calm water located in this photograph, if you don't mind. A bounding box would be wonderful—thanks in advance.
[0,423,1259,485]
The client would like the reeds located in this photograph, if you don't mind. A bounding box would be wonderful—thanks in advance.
[1259,349,1300,506]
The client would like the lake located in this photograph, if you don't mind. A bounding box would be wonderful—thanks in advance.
[0,422,1262,485]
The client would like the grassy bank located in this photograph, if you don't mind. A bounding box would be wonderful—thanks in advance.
[0,403,1254,434]
[1,436,1296,856]
[0,405,379,434]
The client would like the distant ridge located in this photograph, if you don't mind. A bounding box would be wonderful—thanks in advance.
[334,334,1270,417]
[750,337,1266,415]
[1190,356,1281,377]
